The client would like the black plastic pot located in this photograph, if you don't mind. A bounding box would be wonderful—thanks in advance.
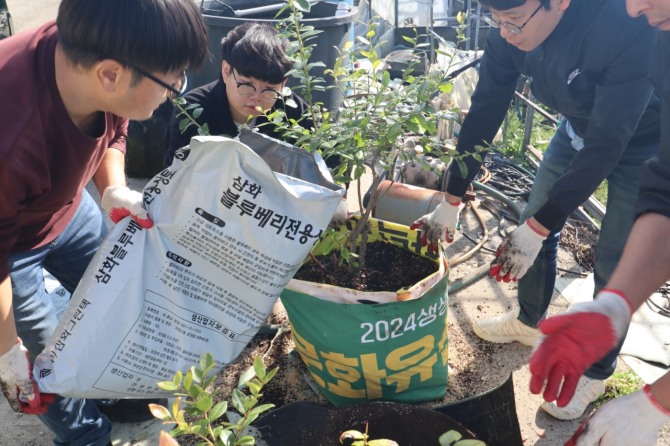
[254,401,481,445]
[435,373,523,446]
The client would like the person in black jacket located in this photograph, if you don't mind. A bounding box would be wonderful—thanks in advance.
[165,22,314,167]
[410,0,661,420]
[166,22,348,225]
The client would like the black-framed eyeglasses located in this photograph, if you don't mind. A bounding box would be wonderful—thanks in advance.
[231,69,281,102]
[120,60,187,98]
[483,3,543,35]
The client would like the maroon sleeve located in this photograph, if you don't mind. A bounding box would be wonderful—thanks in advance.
[0,157,37,280]
[108,117,128,154]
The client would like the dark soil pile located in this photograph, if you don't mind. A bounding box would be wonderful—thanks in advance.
[293,241,439,292]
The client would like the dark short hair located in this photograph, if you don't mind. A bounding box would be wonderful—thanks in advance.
[220,22,293,84]
[57,0,208,76]
[478,0,550,11]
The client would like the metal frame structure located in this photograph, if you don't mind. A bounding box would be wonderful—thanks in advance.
[368,0,489,60]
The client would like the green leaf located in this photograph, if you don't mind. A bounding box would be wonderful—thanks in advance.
[438,83,454,94]
[210,401,228,422]
[439,430,463,445]
[192,365,204,385]
[231,389,245,414]
[194,419,210,432]
[307,61,326,69]
[173,370,183,386]
[237,365,257,389]
[219,429,233,444]
[236,435,256,445]
[169,426,186,437]
[171,397,181,417]
[456,159,468,179]
[195,395,213,412]
[402,35,417,45]
[157,381,179,392]
[242,395,259,412]
[148,404,171,420]
[356,36,371,46]
[381,70,390,87]
[247,404,275,419]
[184,370,193,391]
[188,383,204,399]
[264,367,279,383]
[245,380,261,395]
[252,357,267,380]
[294,0,311,12]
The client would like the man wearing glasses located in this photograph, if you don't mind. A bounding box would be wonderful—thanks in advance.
[411,0,660,420]
[0,0,207,444]
[165,22,315,168]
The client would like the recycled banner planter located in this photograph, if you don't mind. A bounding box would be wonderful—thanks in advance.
[281,217,449,406]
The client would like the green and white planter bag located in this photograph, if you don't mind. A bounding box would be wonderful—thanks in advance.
[281,218,449,406]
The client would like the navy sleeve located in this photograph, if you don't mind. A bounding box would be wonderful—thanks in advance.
[534,25,658,229]
[636,33,670,220]
[446,29,520,198]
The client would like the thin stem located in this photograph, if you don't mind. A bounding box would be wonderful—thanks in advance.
[172,99,204,131]
[308,251,326,270]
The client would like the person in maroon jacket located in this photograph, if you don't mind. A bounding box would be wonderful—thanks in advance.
[0,0,207,444]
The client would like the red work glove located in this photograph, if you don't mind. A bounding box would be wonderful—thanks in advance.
[566,385,670,445]
[0,338,57,415]
[529,290,632,407]
[489,220,546,282]
[410,197,461,253]
[101,185,153,228]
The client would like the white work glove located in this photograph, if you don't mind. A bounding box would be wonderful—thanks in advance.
[101,185,153,228]
[530,290,632,407]
[329,197,349,229]
[410,197,461,253]
[489,219,546,282]
[0,338,56,414]
[568,384,670,446]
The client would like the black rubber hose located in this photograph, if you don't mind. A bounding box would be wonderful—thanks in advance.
[447,180,523,293]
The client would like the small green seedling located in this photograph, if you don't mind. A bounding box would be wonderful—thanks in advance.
[439,430,487,446]
[339,422,399,446]
[151,353,277,446]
